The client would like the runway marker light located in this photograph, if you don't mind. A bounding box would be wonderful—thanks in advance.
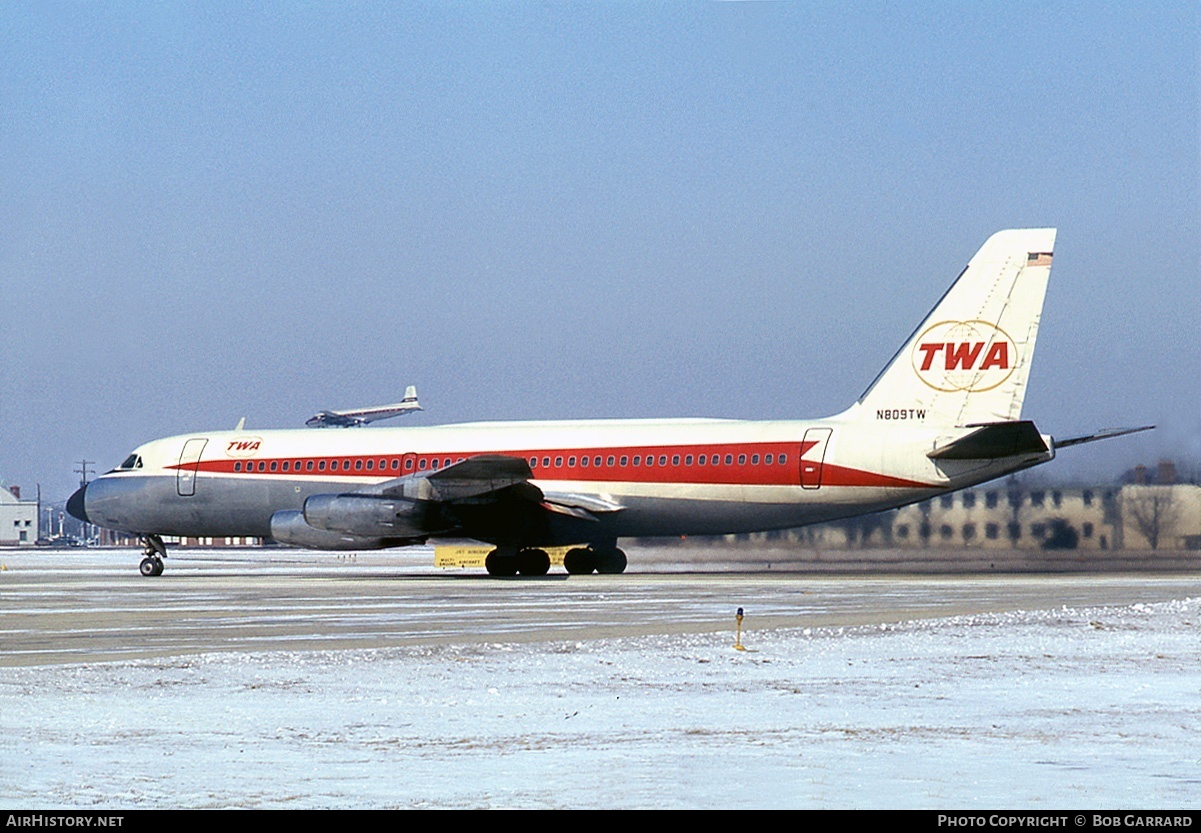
[734,607,746,651]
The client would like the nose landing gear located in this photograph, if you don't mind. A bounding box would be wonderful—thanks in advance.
[138,534,167,577]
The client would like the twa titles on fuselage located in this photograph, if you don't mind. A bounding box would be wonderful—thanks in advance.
[67,229,1149,577]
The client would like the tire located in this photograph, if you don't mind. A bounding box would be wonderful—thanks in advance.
[518,548,551,576]
[563,547,597,575]
[595,547,627,574]
[485,550,519,577]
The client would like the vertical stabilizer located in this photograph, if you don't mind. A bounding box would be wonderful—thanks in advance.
[855,228,1056,426]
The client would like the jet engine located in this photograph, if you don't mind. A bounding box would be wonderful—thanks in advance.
[302,493,434,538]
[269,509,390,551]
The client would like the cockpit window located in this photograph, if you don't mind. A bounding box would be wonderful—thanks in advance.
[116,454,143,470]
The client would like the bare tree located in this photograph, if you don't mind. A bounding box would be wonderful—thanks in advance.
[1124,486,1180,550]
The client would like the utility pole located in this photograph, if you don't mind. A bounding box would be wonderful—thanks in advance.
[74,460,95,545]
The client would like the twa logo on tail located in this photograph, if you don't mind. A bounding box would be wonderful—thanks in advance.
[911,320,1017,392]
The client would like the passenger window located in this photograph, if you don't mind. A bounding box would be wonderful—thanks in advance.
[282,461,290,471]
[633,456,640,466]
[594,456,602,466]
[685,455,693,465]
[319,460,327,471]
[419,459,427,470]
[738,454,746,465]
[569,456,576,466]
[307,461,314,471]
[620,456,628,466]
[391,459,398,470]
[555,456,563,467]
[234,462,242,472]
[658,455,667,466]
[751,454,759,465]
[543,457,551,468]
[698,455,706,465]
[366,460,373,470]
[671,455,680,466]
[779,454,787,464]
[258,461,266,472]
[724,454,733,465]
[765,454,773,464]
[580,456,588,467]
[405,458,413,470]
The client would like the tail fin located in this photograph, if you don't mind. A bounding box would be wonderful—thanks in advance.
[855,228,1056,426]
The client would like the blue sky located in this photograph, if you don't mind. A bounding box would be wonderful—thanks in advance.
[1,2,1198,500]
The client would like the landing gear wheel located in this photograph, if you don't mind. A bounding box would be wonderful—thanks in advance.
[137,534,168,577]
[595,547,627,574]
[139,556,164,577]
[563,547,597,575]
[485,549,519,577]
[517,548,551,576]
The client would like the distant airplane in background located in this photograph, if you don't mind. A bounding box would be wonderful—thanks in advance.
[305,386,422,427]
[68,229,1150,577]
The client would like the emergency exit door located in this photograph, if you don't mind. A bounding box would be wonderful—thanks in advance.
[800,428,832,489]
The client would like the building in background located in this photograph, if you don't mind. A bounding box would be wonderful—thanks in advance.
[722,461,1201,552]
[0,484,38,546]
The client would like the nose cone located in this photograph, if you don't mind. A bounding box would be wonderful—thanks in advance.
[66,485,89,523]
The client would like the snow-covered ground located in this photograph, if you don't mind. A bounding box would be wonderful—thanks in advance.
[3,595,1199,808]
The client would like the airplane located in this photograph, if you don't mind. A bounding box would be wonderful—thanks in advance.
[67,228,1151,578]
[305,385,422,427]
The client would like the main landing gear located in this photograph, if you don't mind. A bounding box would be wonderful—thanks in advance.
[563,545,627,575]
[483,544,627,576]
[138,534,167,577]
[484,547,551,577]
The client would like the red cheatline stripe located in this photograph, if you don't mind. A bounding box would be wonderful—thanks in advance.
[169,440,931,489]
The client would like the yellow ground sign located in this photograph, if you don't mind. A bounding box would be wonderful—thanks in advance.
[434,545,574,568]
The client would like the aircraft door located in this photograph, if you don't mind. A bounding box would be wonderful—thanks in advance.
[176,438,209,497]
[800,428,832,490]
[401,452,418,475]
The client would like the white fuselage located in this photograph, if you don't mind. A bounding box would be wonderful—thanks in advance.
[78,409,1052,546]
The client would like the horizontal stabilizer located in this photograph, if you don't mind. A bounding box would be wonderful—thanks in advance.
[1054,425,1155,450]
[928,420,1049,460]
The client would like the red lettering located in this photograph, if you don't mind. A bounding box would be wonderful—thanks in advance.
[980,342,1009,370]
[917,343,943,371]
[944,342,984,370]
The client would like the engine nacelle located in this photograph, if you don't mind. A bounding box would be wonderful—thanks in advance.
[303,493,431,538]
[269,510,390,551]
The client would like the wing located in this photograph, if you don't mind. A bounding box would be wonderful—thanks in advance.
[275,453,625,549]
